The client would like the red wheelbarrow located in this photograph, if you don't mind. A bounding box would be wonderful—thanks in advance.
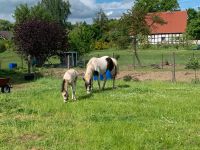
[0,78,12,93]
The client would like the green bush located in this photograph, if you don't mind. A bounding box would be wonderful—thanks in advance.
[115,36,130,49]
[185,56,200,70]
[123,75,132,82]
[0,40,6,53]
[185,56,200,83]
[94,40,110,50]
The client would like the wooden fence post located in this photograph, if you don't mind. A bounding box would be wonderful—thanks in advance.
[172,52,176,82]
[162,53,164,69]
[68,54,70,69]
[133,53,135,69]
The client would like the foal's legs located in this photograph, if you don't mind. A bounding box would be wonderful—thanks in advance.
[71,82,76,100]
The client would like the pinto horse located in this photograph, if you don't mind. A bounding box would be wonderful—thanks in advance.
[83,56,118,94]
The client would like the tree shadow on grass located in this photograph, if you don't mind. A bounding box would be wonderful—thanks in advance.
[68,84,130,101]
[78,93,93,101]
[0,69,43,85]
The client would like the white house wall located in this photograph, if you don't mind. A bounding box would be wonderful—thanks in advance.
[148,33,183,44]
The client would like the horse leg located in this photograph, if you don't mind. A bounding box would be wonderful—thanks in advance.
[91,78,93,91]
[112,67,117,89]
[112,76,116,89]
[98,75,101,90]
[102,73,107,90]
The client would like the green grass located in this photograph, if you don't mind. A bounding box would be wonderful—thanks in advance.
[0,49,22,69]
[86,48,200,70]
[1,48,200,71]
[1,78,200,149]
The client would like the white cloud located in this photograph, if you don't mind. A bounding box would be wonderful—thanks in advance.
[0,0,40,22]
[68,0,133,23]
[0,0,133,23]
[106,11,113,16]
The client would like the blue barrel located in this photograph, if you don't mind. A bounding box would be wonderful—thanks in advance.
[9,63,17,69]
[106,70,112,80]
[93,70,112,80]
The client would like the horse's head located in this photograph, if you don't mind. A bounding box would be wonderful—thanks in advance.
[83,75,92,94]
[62,91,69,102]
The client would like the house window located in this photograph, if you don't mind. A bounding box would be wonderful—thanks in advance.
[161,37,166,41]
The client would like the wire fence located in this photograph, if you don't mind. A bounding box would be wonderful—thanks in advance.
[1,49,200,74]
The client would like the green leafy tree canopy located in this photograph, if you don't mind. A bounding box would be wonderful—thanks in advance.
[0,19,13,31]
[69,22,94,55]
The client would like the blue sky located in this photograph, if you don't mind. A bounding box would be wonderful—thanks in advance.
[0,0,199,24]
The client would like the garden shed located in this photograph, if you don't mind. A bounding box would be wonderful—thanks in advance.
[60,51,78,67]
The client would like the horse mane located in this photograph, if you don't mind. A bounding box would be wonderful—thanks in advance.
[61,79,65,92]
[85,58,97,82]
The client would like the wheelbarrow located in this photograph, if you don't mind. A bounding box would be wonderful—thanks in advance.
[0,78,12,93]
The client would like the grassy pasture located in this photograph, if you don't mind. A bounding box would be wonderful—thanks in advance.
[1,48,200,71]
[1,78,200,149]
[86,48,200,70]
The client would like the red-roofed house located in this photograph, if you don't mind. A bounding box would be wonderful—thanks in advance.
[146,11,188,44]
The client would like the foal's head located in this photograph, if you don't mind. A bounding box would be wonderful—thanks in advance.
[62,91,69,101]
[61,79,69,102]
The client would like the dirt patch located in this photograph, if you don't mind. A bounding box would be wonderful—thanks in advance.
[38,68,198,82]
[19,133,43,142]
[117,70,198,82]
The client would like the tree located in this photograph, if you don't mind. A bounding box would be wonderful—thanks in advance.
[187,19,200,42]
[159,0,180,11]
[134,0,180,13]
[186,9,200,43]
[187,8,198,24]
[14,0,71,27]
[121,0,166,66]
[93,9,109,40]
[186,56,200,83]
[14,19,68,67]
[41,0,71,26]
[14,4,30,24]
[14,4,53,24]
[0,19,13,31]
[69,22,94,55]
[108,19,131,49]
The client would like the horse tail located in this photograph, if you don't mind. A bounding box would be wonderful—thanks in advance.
[111,57,118,76]
[61,79,66,92]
